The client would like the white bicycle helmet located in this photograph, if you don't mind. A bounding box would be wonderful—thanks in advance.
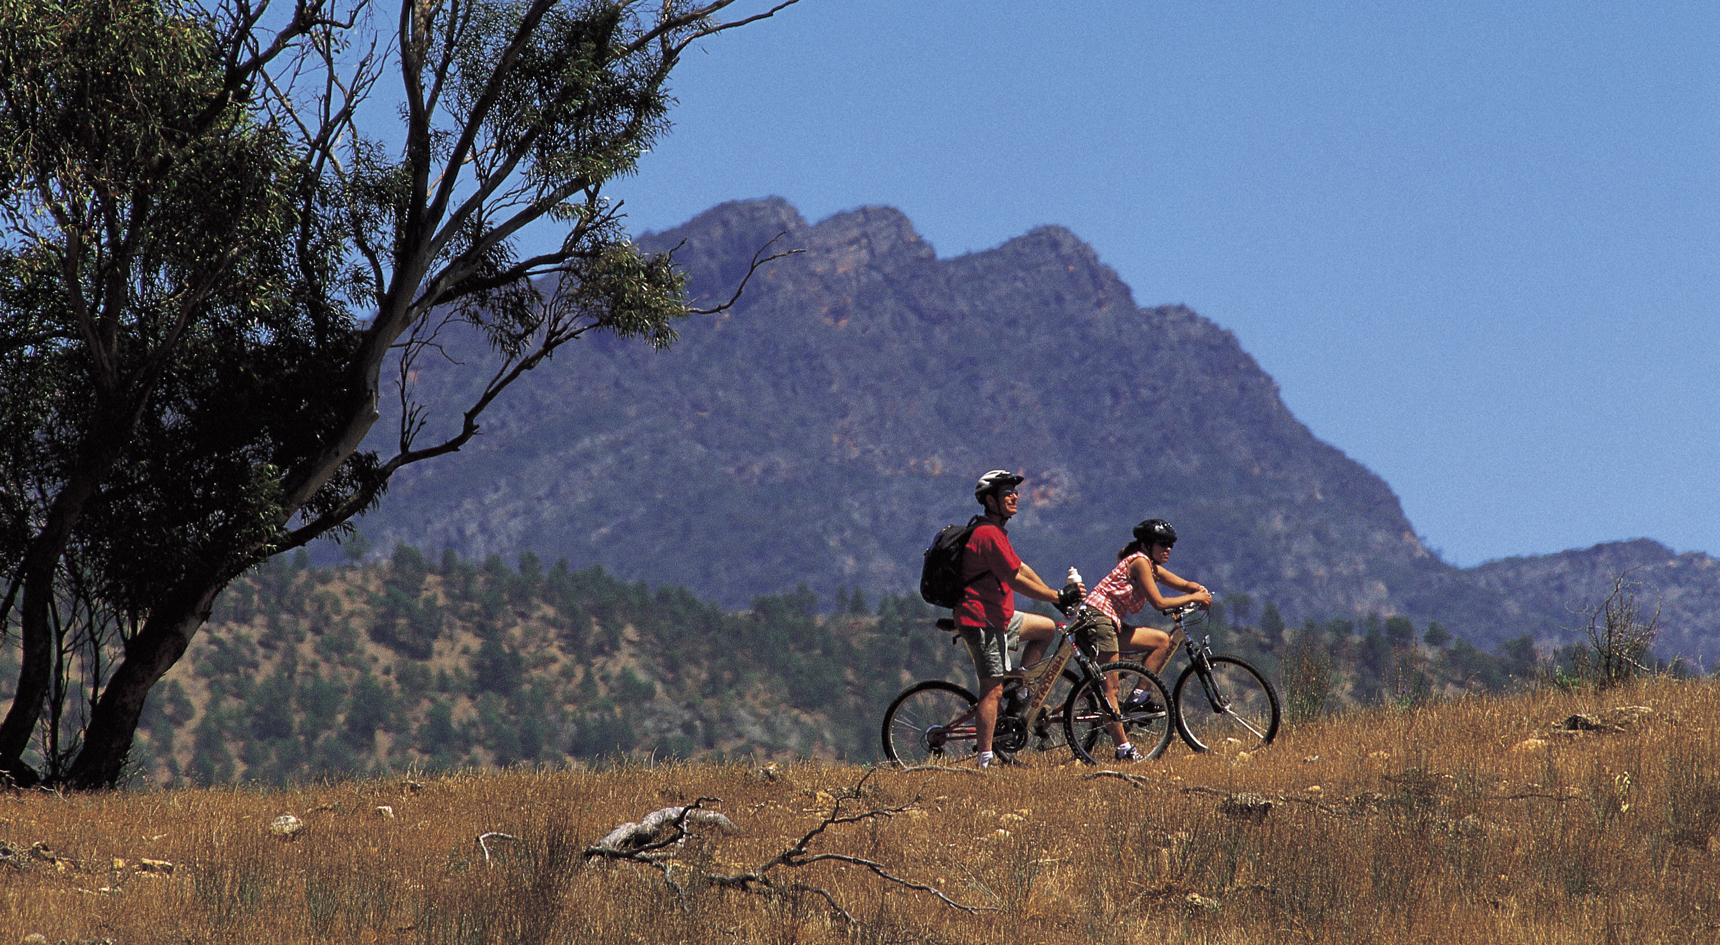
[974,469,1025,503]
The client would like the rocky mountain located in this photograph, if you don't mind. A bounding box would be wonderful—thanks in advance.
[356,199,1719,665]
[1454,539,1720,670]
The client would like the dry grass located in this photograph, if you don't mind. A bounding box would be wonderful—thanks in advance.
[1,676,1717,944]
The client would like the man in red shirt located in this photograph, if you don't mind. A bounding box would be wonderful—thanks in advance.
[957,470,1080,768]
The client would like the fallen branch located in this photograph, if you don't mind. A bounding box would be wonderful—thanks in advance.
[584,771,989,922]
[583,798,733,863]
[585,802,738,860]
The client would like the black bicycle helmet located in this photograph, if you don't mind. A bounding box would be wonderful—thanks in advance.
[974,469,1025,503]
[1133,519,1177,546]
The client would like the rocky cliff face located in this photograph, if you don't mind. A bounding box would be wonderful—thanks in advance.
[358,199,1719,663]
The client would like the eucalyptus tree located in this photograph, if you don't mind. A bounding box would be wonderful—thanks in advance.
[0,0,798,787]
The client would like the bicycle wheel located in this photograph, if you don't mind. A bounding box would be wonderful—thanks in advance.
[881,680,980,766]
[1014,669,1083,760]
[1062,661,1173,764]
[1173,655,1281,753]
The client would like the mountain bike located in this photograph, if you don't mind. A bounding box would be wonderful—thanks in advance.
[880,609,1174,766]
[1139,602,1281,753]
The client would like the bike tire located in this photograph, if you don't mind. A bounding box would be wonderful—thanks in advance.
[1172,655,1281,753]
[881,680,980,766]
[1062,661,1173,764]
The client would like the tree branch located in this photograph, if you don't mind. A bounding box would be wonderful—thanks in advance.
[686,233,802,314]
[581,772,990,923]
[627,0,803,58]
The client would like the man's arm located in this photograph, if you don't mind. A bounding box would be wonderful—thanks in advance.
[1008,563,1082,604]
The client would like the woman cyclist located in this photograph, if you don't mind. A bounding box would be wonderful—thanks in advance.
[1080,518,1212,761]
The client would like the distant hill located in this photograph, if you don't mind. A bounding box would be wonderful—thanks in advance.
[91,551,969,782]
[60,549,1542,784]
[1453,539,1720,670]
[355,199,1719,665]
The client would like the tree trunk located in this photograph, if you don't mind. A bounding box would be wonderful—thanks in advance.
[65,578,223,789]
[64,375,390,787]
[0,406,135,784]
[0,542,59,787]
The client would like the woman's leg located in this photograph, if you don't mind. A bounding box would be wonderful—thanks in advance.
[1080,616,1135,753]
[1099,649,1131,749]
[1118,625,1174,674]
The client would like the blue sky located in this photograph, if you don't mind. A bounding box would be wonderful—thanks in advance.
[602,0,1719,567]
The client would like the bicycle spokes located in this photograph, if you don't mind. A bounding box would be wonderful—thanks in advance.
[1063,661,1174,764]
[881,682,981,765]
[1172,656,1280,753]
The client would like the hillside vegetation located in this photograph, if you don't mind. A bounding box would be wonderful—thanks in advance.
[1,677,1716,944]
[0,548,1588,787]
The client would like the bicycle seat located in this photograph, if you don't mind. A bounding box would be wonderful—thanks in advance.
[935,617,956,632]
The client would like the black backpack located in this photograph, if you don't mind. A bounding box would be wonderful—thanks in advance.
[919,516,988,609]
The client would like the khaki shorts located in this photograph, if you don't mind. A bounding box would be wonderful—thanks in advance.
[1079,612,1122,656]
[958,612,1026,679]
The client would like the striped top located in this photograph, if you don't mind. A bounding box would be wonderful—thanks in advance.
[1083,553,1152,624]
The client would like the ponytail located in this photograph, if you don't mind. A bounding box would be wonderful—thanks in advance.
[1116,539,1147,561]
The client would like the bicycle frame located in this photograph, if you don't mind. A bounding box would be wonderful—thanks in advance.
[882,607,1180,765]
[1159,603,1279,748]
[923,611,1118,755]
[887,602,1276,764]
[1017,613,1105,705]
[1165,607,1230,713]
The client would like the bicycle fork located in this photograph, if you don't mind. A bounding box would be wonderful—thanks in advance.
[1184,638,1271,742]
[1186,638,1231,715]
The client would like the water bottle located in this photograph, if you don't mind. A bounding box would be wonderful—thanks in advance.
[1062,567,1084,613]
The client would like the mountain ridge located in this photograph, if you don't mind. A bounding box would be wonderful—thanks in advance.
[356,198,1718,664]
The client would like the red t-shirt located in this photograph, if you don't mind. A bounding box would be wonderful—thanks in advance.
[954,522,1021,629]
